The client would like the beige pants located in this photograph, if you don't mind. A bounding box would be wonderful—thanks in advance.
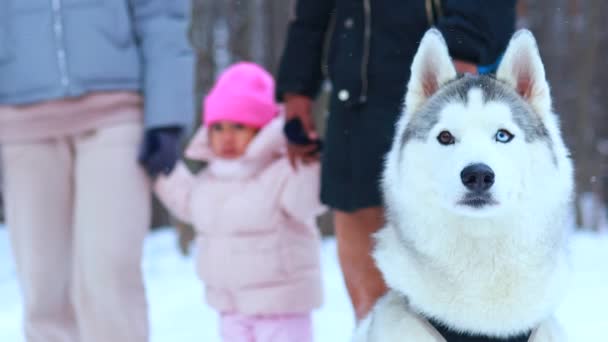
[1,122,151,342]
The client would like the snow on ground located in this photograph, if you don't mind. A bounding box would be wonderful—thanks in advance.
[1,227,607,341]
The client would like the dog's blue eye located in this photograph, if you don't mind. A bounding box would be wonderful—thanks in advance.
[495,129,514,143]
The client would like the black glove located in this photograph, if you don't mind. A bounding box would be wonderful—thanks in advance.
[138,126,183,178]
[283,117,323,152]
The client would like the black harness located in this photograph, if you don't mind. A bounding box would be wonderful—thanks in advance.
[426,317,532,342]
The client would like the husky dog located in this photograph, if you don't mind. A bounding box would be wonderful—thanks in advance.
[353,29,574,342]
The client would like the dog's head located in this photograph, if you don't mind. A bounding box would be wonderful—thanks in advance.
[384,29,573,222]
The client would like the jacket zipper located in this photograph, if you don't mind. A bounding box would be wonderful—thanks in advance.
[360,0,371,103]
[51,0,70,91]
[322,12,336,80]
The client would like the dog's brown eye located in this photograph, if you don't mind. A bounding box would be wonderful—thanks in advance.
[437,131,455,145]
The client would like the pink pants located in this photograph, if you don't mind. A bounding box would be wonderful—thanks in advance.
[219,312,313,342]
[1,122,150,342]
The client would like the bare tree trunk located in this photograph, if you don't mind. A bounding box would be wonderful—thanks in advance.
[190,0,292,99]
[573,0,603,230]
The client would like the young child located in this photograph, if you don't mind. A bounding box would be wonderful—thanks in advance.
[154,62,325,342]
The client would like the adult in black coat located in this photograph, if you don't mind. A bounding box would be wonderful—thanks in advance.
[276,0,517,320]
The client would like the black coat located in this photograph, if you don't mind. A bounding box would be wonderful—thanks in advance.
[276,0,517,111]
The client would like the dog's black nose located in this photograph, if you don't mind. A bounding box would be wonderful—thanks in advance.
[460,163,495,192]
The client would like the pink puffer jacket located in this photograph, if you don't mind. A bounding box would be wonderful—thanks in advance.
[154,117,326,315]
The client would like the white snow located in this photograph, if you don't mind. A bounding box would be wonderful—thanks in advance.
[1,227,607,341]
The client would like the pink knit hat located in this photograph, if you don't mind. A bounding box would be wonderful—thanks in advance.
[203,62,279,128]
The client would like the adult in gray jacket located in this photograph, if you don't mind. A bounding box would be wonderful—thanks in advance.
[0,1,193,341]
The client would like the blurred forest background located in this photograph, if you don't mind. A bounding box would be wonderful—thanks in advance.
[3,1,604,235]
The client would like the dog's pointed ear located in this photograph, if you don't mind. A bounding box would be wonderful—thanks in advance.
[496,29,551,115]
[405,29,457,115]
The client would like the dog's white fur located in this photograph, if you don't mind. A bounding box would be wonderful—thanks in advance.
[353,29,574,342]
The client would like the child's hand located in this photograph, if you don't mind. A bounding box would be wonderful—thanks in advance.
[284,93,317,140]
[284,94,320,169]
[284,117,323,169]
[138,127,182,178]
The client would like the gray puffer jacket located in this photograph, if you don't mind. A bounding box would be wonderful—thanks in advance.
[0,0,194,129]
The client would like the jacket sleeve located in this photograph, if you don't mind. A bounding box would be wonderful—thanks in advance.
[154,162,195,223]
[129,0,195,130]
[436,0,516,66]
[280,163,327,224]
[275,0,336,101]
